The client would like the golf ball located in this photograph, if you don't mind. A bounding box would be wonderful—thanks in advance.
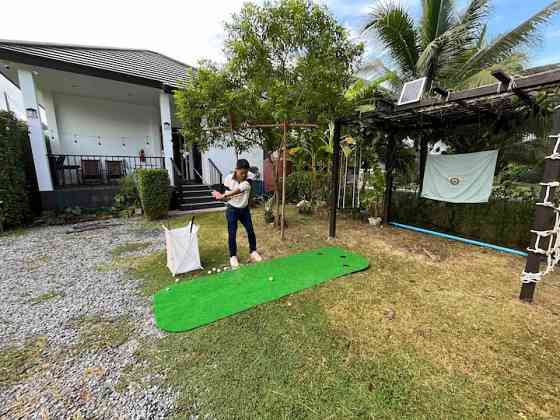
[217,269,221,273]
[207,271,212,274]
[269,276,273,281]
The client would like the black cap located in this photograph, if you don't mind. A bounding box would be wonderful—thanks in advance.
[236,159,250,170]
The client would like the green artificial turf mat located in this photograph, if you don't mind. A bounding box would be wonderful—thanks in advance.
[153,246,369,332]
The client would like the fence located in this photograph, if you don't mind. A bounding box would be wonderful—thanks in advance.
[48,154,164,187]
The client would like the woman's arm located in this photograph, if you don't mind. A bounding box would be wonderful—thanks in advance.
[213,179,250,201]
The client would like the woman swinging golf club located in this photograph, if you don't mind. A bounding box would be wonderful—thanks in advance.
[212,159,263,268]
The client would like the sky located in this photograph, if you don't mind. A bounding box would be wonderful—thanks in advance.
[1,0,560,70]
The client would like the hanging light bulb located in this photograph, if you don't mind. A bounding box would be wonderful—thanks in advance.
[74,134,79,144]
[97,136,102,146]
[146,136,151,145]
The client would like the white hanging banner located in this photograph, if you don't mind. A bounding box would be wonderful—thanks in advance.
[164,221,203,276]
[421,150,499,203]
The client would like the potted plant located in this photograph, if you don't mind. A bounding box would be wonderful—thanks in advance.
[264,196,275,224]
[296,199,313,215]
[359,165,385,226]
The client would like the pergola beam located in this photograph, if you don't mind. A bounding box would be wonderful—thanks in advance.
[433,86,497,118]
[492,70,540,112]
[395,68,560,112]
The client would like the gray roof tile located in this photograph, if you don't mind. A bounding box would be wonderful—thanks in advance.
[0,40,193,89]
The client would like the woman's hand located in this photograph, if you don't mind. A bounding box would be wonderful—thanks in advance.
[212,191,224,201]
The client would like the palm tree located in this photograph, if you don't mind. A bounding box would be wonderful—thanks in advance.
[363,0,560,90]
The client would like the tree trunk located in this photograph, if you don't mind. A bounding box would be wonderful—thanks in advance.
[280,121,288,240]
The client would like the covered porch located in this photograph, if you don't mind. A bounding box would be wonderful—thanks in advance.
[0,40,201,208]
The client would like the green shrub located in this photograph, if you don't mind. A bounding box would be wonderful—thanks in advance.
[360,164,385,218]
[135,169,170,220]
[0,111,33,228]
[391,190,536,250]
[286,170,330,203]
[114,175,140,211]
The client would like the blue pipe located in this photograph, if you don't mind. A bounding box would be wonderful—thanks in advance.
[389,222,528,258]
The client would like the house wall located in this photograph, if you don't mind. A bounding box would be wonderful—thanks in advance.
[0,72,25,119]
[202,146,264,184]
[49,93,162,157]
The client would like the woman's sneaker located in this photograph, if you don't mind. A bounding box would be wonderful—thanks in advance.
[230,256,240,268]
[250,251,263,263]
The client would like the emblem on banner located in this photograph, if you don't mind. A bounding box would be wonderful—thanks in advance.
[448,176,463,186]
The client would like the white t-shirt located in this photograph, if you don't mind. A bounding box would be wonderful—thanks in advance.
[224,172,253,208]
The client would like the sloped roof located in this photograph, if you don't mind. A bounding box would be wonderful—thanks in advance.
[0,39,193,90]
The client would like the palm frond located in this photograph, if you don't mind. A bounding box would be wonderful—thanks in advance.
[363,2,420,79]
[458,52,528,89]
[456,0,560,81]
[420,0,456,48]
[417,22,475,80]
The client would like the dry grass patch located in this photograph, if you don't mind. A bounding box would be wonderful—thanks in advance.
[0,337,48,386]
[73,316,133,353]
[322,215,560,419]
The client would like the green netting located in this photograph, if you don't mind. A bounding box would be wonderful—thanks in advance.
[153,247,369,332]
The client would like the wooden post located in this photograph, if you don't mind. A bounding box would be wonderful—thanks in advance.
[520,111,560,302]
[280,120,288,240]
[329,120,342,239]
[419,136,428,196]
[383,134,397,224]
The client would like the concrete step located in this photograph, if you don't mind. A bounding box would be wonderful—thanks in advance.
[179,202,226,212]
[179,195,216,204]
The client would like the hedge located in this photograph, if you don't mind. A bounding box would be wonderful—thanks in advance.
[286,170,330,203]
[135,169,170,220]
[391,191,535,250]
[0,111,34,228]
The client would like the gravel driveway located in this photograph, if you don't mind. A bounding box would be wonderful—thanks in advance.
[0,219,177,419]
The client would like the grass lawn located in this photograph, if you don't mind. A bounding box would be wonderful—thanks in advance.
[121,206,560,419]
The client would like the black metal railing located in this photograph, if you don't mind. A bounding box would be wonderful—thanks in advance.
[48,154,165,188]
[208,158,223,186]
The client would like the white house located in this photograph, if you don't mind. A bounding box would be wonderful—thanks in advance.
[0,72,25,119]
[0,39,264,212]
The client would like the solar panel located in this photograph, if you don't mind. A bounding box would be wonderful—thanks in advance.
[398,77,428,106]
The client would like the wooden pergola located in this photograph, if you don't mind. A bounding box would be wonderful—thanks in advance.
[328,65,560,303]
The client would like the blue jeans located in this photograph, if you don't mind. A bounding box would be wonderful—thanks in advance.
[226,205,257,257]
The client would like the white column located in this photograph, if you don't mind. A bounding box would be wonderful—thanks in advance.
[159,92,175,186]
[201,150,210,185]
[18,69,53,192]
[39,90,61,154]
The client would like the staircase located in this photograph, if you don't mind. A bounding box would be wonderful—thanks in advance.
[176,182,226,213]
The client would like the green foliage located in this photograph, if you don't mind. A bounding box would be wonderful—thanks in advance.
[174,0,363,156]
[135,169,170,220]
[360,164,386,218]
[113,175,140,212]
[500,163,543,184]
[286,170,330,203]
[0,111,33,228]
[363,0,560,89]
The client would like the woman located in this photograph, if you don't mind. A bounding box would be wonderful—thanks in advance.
[212,159,263,268]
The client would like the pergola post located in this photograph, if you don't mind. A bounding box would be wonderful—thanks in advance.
[383,134,397,224]
[419,136,428,195]
[520,109,560,302]
[17,69,53,192]
[328,119,342,239]
[159,92,175,186]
